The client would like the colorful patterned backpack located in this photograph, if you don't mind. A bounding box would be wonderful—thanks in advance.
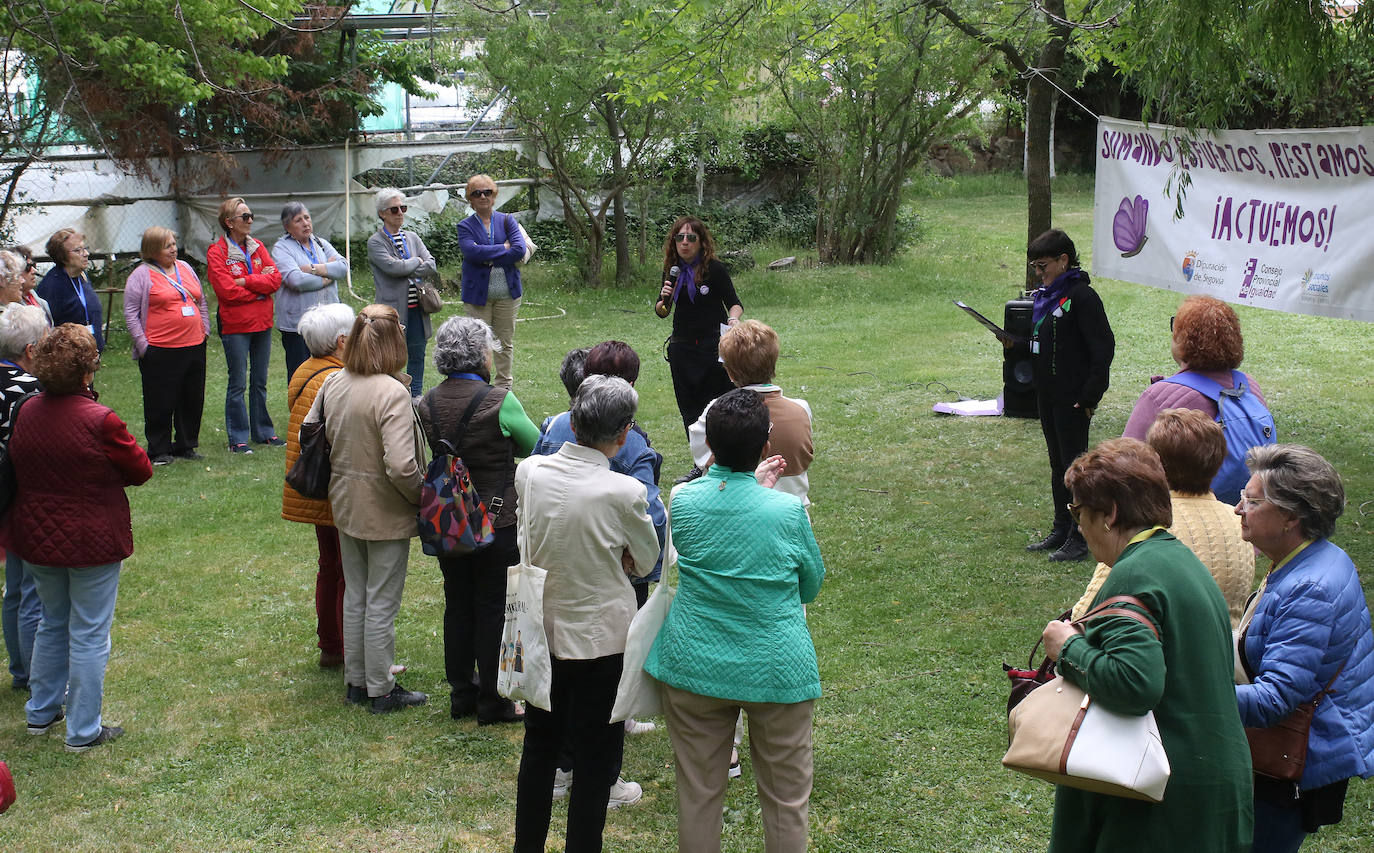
[417,386,496,557]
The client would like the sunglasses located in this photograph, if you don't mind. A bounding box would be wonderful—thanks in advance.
[386,205,409,214]
[236,212,255,222]
[25,262,36,271]
[674,233,699,244]
[1029,260,1052,273]
[468,189,495,199]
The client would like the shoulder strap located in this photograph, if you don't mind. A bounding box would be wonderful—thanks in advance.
[441,384,494,455]
[298,365,340,417]
[1159,370,1225,402]
[7,391,40,442]
[1315,658,1349,704]
[1077,594,1160,641]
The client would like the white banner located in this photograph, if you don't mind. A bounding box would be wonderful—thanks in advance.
[1092,117,1374,322]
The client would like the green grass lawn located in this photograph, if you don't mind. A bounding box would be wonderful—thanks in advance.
[2,175,1371,851]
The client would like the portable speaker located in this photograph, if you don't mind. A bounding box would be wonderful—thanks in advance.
[1003,298,1037,418]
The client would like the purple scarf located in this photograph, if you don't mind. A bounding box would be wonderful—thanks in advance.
[1032,268,1086,328]
[671,261,701,305]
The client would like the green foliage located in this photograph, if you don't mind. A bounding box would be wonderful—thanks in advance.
[1094,0,1373,128]
[759,0,1006,264]
[7,2,440,170]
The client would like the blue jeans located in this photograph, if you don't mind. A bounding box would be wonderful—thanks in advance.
[3,551,42,686]
[24,561,122,746]
[405,305,427,398]
[222,330,276,446]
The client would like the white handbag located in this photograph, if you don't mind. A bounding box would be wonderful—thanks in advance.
[609,580,675,723]
[1003,674,1170,802]
[1001,597,1171,802]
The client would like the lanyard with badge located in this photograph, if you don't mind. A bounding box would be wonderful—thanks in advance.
[148,261,198,317]
[68,273,96,335]
[1029,296,1070,355]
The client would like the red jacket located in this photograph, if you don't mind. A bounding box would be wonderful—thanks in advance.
[4,391,152,567]
[207,235,281,334]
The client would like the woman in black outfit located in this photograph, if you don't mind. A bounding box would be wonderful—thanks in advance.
[654,216,741,482]
[1024,229,1114,562]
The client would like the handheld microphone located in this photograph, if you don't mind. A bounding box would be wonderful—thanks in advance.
[657,265,680,317]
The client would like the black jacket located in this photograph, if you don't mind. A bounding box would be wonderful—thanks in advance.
[1031,272,1114,408]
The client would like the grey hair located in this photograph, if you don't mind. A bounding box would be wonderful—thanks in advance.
[0,250,22,286]
[375,187,406,216]
[280,201,309,225]
[1247,443,1345,540]
[0,303,49,360]
[433,315,498,375]
[298,302,355,357]
[570,375,637,447]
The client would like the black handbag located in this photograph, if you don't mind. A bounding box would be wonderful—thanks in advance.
[285,381,333,500]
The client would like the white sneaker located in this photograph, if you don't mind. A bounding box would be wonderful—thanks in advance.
[552,768,573,800]
[607,777,643,809]
[728,747,742,779]
[624,718,656,735]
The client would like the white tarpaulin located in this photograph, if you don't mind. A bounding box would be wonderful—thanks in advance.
[1093,116,1374,322]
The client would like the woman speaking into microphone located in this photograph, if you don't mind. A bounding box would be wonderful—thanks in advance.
[653,216,741,483]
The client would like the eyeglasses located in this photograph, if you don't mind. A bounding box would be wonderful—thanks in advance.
[73,246,90,254]
[1066,502,1084,524]
[674,233,699,244]
[386,205,408,214]
[1169,315,1176,332]
[468,189,494,198]
[1236,494,1268,512]
[1029,260,1052,273]
[236,212,255,222]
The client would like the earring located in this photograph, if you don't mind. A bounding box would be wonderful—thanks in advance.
[1104,523,1111,533]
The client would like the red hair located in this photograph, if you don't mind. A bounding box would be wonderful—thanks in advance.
[1173,295,1243,371]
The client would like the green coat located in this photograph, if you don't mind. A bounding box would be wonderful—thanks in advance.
[1050,532,1252,852]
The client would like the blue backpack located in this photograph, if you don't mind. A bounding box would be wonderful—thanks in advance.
[1160,370,1276,505]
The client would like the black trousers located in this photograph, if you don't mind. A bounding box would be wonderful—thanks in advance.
[515,654,625,853]
[138,341,207,457]
[1038,392,1091,529]
[667,338,734,434]
[437,525,517,716]
[280,330,311,387]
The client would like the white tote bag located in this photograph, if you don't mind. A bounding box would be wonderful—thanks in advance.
[497,561,552,711]
[1003,674,1171,802]
[610,580,675,723]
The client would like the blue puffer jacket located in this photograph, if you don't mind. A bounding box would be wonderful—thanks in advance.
[1237,538,1374,790]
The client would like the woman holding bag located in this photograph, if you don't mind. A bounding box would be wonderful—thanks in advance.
[1233,445,1374,852]
[1039,437,1251,852]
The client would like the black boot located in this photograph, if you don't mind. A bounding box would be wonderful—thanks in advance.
[1049,529,1090,562]
[1026,525,1070,552]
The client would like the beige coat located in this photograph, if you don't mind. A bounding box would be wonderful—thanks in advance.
[306,370,424,541]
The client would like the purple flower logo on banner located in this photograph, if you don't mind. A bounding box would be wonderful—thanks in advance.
[1113,195,1149,258]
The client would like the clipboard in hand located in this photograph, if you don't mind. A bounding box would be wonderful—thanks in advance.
[955,300,1027,345]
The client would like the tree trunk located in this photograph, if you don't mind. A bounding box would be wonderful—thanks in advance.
[1025,0,1069,277]
[605,100,631,284]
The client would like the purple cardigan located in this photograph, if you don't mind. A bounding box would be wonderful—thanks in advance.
[122,261,211,360]
[1122,369,1266,440]
[457,212,526,306]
